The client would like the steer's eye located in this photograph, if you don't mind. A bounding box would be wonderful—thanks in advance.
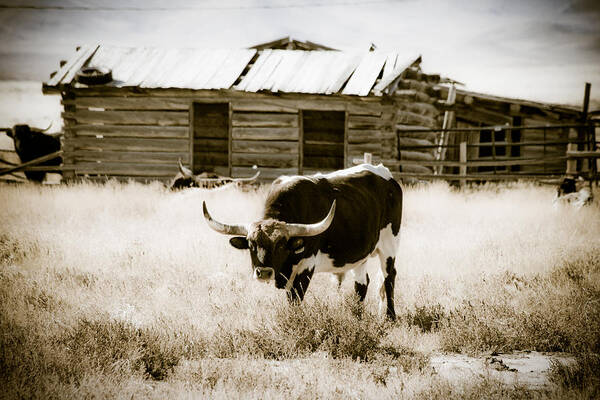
[288,237,304,253]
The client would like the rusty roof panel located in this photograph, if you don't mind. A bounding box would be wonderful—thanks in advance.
[45,45,412,96]
[139,48,189,88]
[373,55,421,95]
[205,49,256,89]
[234,49,271,91]
[189,48,230,89]
[267,51,305,92]
[244,50,284,92]
[325,52,364,94]
[121,47,163,87]
[342,52,387,96]
[237,50,368,95]
[48,44,99,87]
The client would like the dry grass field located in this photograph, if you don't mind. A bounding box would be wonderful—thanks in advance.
[1,180,599,399]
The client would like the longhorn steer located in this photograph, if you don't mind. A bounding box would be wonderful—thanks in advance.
[170,159,259,189]
[1,124,61,182]
[203,163,403,320]
[554,176,592,209]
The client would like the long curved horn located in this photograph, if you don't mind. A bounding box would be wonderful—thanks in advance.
[286,200,336,237]
[40,122,53,132]
[233,170,260,182]
[178,158,194,178]
[190,170,260,184]
[203,201,248,236]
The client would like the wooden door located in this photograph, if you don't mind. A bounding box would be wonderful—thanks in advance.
[192,103,229,175]
[302,110,345,174]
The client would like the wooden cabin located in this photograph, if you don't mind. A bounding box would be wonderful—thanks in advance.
[42,38,586,184]
[437,86,584,177]
[42,41,425,182]
[389,64,585,179]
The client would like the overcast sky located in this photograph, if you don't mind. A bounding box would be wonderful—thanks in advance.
[0,0,598,105]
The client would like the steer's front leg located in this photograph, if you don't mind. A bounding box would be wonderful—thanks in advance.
[286,266,315,303]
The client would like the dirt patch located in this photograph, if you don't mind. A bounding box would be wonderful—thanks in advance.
[430,351,575,388]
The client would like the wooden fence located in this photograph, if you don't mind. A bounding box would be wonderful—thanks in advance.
[392,122,599,184]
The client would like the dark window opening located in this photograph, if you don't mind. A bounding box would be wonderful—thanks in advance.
[478,127,507,173]
[479,130,492,158]
[193,103,229,174]
[302,110,345,171]
[510,116,522,172]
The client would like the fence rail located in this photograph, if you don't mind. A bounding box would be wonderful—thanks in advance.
[395,121,599,184]
[0,150,64,177]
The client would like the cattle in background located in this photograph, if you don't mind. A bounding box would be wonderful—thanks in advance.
[203,163,403,320]
[557,177,577,197]
[170,159,259,190]
[1,124,62,182]
[554,176,593,209]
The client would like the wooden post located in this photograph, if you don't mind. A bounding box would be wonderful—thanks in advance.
[189,102,196,174]
[566,143,577,176]
[436,84,456,174]
[582,82,591,122]
[581,83,596,188]
[459,141,467,187]
[344,109,349,168]
[578,83,591,172]
[228,102,233,177]
[364,152,372,165]
[298,110,304,175]
[61,91,76,181]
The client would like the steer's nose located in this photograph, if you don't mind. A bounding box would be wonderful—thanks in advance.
[254,267,273,281]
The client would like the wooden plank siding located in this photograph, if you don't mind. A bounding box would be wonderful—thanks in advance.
[192,103,229,174]
[231,110,300,177]
[518,121,568,173]
[347,113,384,164]
[60,88,392,182]
[68,150,190,164]
[302,110,345,172]
[62,94,192,179]
[69,125,188,138]
[447,117,570,175]
[64,137,189,152]
[62,110,189,126]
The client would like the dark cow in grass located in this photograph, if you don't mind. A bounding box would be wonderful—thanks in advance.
[554,176,592,209]
[203,163,403,320]
[170,159,259,190]
[2,124,61,182]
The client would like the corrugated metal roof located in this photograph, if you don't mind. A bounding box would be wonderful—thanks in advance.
[44,45,417,96]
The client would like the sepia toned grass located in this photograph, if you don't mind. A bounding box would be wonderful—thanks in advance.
[1,180,599,398]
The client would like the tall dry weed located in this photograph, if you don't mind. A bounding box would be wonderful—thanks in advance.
[1,180,599,398]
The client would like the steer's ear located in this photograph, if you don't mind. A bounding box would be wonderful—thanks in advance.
[229,237,249,250]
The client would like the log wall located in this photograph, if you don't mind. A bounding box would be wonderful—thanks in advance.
[393,67,444,176]
[439,86,581,176]
[450,116,570,175]
[61,89,394,182]
[231,110,299,180]
[62,95,190,181]
[193,103,229,175]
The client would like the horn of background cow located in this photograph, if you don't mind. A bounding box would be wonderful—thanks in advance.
[286,200,336,237]
[232,170,260,182]
[202,201,249,236]
[40,122,53,132]
[178,158,194,178]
